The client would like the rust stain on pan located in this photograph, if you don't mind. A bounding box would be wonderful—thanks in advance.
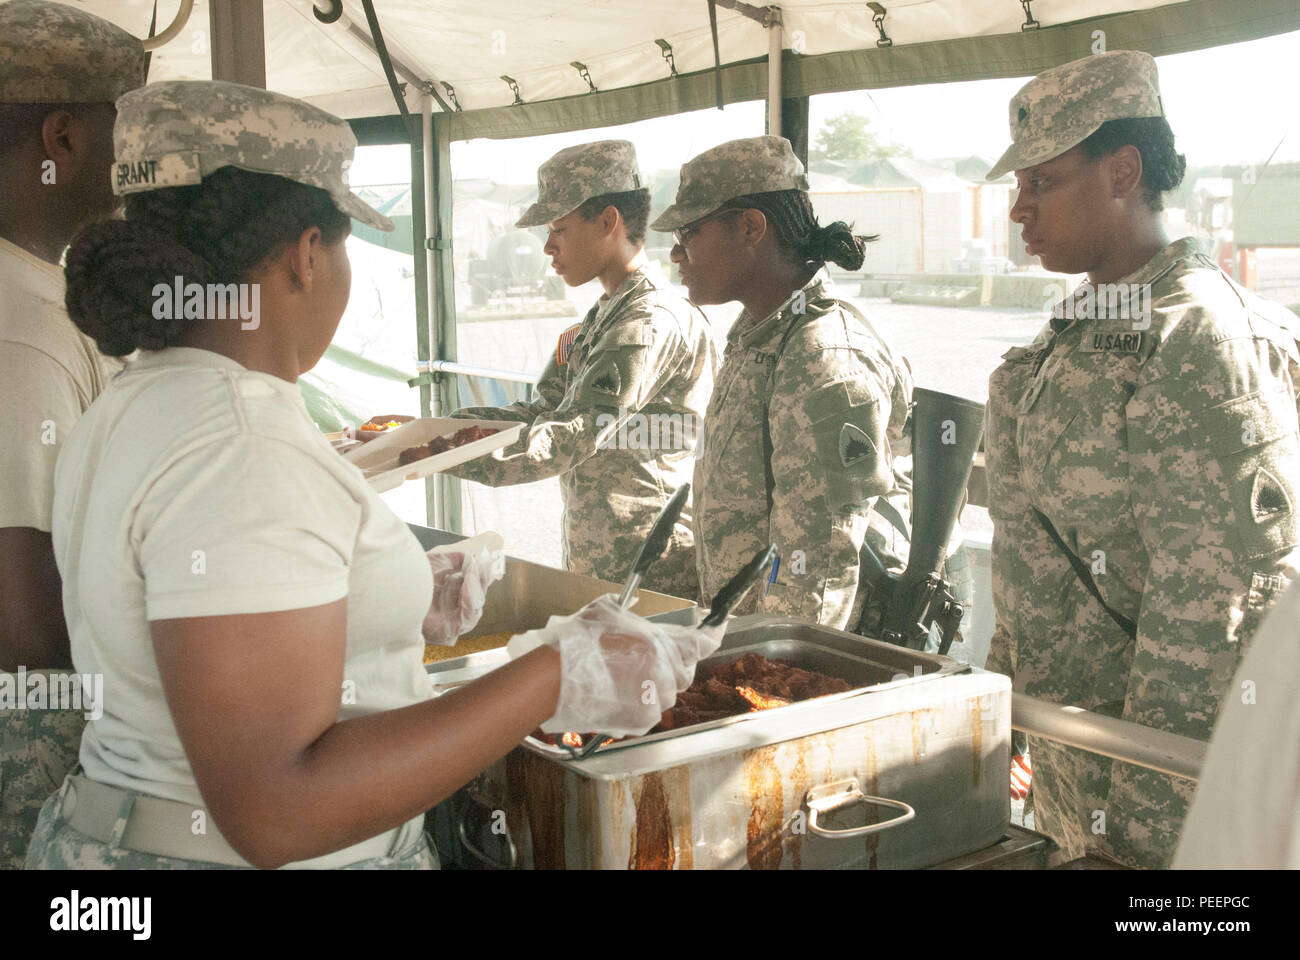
[863,730,879,870]
[744,744,784,870]
[577,779,601,868]
[788,738,809,870]
[608,778,628,858]
[629,772,675,870]
[523,752,568,869]
[971,697,983,787]
[911,709,928,765]
[662,765,694,871]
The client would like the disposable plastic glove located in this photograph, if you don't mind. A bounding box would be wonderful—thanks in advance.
[422,544,506,645]
[507,594,725,739]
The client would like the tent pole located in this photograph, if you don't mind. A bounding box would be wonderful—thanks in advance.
[410,98,435,527]
[426,102,463,532]
[208,0,266,87]
[766,6,782,135]
[421,92,440,529]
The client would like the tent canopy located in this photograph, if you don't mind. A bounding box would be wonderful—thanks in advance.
[59,0,1300,531]
[74,1,1300,138]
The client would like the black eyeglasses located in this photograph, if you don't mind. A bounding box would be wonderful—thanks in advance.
[673,208,741,247]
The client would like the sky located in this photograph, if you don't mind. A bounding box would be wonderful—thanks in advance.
[351,29,1300,189]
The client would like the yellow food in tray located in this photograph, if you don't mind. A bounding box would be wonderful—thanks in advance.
[423,630,518,663]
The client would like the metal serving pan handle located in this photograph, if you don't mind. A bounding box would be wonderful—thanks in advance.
[803,778,916,839]
[454,803,519,870]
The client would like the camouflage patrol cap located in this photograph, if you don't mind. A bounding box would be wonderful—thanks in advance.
[986,50,1163,181]
[0,0,145,104]
[515,140,643,228]
[112,80,393,232]
[650,136,809,232]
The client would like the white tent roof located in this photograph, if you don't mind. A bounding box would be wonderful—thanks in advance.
[63,0,1300,129]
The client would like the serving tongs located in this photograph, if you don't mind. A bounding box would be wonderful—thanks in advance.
[616,481,691,609]
[557,540,778,760]
[700,544,778,628]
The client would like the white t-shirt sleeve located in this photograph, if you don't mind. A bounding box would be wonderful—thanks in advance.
[136,435,360,620]
[0,343,87,531]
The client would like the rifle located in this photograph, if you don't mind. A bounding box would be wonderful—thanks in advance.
[855,388,984,654]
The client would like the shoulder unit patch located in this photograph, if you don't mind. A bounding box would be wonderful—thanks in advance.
[839,422,875,466]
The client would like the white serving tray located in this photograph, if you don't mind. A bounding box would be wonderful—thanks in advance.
[341,418,523,493]
[322,430,362,455]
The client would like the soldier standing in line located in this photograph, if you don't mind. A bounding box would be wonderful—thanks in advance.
[0,0,145,870]
[448,141,718,600]
[651,136,915,631]
[983,50,1300,868]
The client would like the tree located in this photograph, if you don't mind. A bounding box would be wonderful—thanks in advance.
[809,113,907,166]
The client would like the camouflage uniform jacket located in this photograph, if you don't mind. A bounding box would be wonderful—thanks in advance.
[693,274,912,629]
[985,237,1300,867]
[450,266,717,599]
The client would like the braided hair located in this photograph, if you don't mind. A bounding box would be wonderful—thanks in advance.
[576,188,652,246]
[64,166,350,356]
[1078,116,1186,211]
[720,189,878,271]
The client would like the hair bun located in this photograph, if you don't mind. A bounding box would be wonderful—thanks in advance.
[64,220,216,356]
[809,220,872,271]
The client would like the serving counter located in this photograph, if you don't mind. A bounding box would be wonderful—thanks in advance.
[410,523,1047,869]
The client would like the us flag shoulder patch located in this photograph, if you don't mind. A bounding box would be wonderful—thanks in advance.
[555,324,581,365]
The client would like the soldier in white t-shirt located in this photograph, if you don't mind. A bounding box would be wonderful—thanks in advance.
[0,1,145,871]
[25,80,724,870]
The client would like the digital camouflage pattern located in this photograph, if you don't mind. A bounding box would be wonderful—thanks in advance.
[985,237,1300,868]
[0,701,84,870]
[449,266,717,600]
[25,790,436,869]
[649,136,810,232]
[693,274,912,629]
[515,140,643,228]
[0,1,145,104]
[986,50,1163,181]
[112,80,393,231]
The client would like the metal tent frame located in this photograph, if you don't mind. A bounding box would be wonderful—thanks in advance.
[142,0,1300,783]
[182,0,1300,532]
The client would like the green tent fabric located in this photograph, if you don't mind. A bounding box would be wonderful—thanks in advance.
[298,344,419,431]
[298,375,363,432]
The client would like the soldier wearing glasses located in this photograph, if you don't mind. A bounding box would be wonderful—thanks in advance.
[653,136,915,631]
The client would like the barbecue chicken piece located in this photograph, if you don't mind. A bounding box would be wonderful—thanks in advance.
[397,426,499,466]
[533,654,852,747]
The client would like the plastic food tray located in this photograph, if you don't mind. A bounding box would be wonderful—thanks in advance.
[341,418,524,493]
